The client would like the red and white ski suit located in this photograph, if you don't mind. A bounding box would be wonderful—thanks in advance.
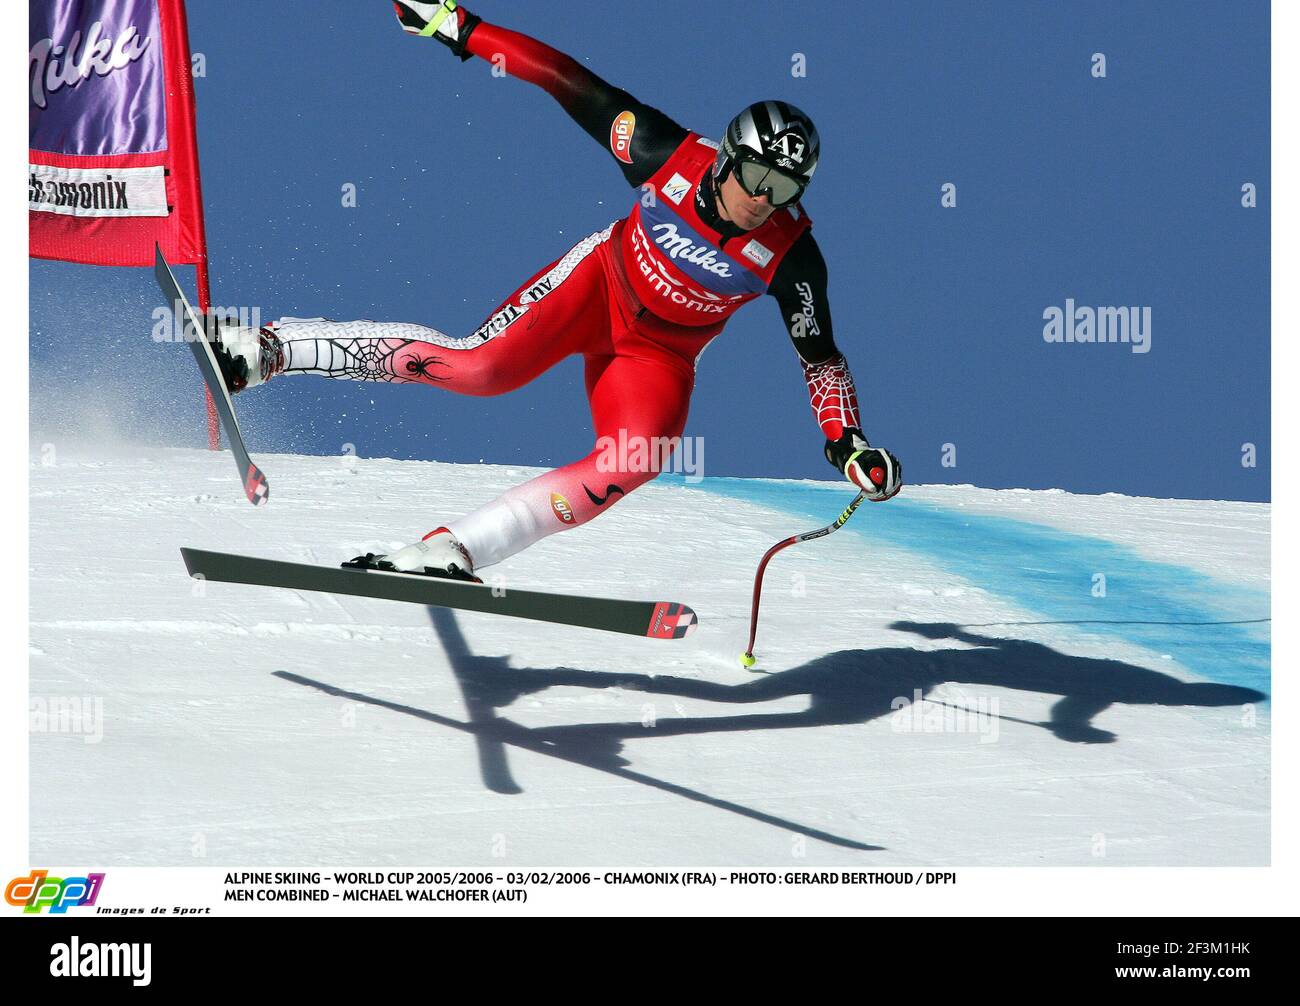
[272,20,861,568]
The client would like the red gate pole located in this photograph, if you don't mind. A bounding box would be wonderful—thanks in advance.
[167,0,220,451]
[197,251,219,450]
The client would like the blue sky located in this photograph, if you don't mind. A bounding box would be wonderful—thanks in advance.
[30,0,1270,501]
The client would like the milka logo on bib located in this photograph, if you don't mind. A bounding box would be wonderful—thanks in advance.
[30,21,152,110]
[651,222,732,277]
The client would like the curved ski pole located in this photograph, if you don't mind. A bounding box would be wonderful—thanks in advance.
[741,491,867,668]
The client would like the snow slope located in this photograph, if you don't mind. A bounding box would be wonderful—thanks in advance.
[29,448,1270,866]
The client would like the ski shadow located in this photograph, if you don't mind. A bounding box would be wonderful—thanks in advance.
[275,607,883,850]
[274,618,1265,852]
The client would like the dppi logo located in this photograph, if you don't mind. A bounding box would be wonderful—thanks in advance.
[5,870,104,914]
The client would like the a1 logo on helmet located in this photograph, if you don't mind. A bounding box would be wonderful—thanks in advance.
[769,131,808,169]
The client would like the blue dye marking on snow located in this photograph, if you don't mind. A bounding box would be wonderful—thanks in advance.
[688,477,1270,697]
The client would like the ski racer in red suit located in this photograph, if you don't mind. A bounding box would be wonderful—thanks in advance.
[217,1,903,581]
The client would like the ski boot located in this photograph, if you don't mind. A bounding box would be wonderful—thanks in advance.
[344,528,480,583]
[202,314,284,394]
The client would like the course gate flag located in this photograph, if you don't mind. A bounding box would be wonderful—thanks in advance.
[29,0,209,267]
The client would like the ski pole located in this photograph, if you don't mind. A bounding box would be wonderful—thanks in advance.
[740,491,868,668]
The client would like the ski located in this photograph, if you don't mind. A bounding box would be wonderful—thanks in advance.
[180,548,698,640]
[154,244,269,506]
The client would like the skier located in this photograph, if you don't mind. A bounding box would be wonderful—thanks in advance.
[216,1,902,581]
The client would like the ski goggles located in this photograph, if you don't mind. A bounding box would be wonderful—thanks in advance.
[733,153,808,208]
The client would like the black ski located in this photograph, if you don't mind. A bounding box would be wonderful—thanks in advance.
[180,548,698,640]
[154,244,269,506]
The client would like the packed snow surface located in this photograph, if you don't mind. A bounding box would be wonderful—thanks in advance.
[30,448,1269,866]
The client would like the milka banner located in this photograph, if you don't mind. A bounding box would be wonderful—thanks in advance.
[29,0,208,266]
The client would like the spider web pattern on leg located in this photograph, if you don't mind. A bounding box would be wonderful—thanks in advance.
[801,352,861,441]
[273,318,487,383]
[280,336,449,383]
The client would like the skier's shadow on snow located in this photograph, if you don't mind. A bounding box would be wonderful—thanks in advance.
[496,621,1266,750]
[273,617,1265,853]
[276,606,885,851]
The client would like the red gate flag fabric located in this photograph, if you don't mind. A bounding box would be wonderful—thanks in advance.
[29,0,208,267]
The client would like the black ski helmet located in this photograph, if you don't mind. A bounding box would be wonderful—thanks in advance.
[714,100,821,194]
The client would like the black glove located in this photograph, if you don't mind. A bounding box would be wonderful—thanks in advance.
[392,1,481,60]
[824,428,902,501]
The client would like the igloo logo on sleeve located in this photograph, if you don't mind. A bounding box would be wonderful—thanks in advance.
[610,111,636,164]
